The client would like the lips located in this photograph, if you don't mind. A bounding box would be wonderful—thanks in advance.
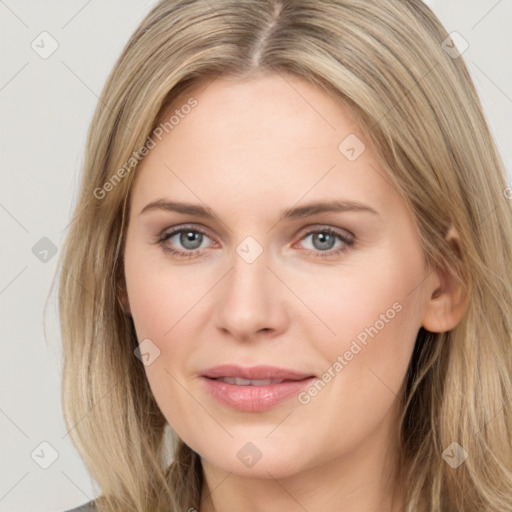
[215,377,285,386]
[201,364,316,412]
[202,364,314,381]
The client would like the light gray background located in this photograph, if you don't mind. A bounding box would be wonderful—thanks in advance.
[0,1,510,511]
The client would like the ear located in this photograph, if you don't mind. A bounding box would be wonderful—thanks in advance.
[117,277,132,316]
[421,226,469,333]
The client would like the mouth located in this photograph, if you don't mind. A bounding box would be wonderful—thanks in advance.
[210,377,291,386]
[201,364,316,412]
[201,364,315,381]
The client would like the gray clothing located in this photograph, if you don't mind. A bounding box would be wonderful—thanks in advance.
[64,501,96,512]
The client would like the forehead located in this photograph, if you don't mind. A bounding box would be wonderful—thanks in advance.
[130,73,401,220]
[160,72,360,154]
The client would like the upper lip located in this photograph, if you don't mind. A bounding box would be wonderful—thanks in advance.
[202,364,315,381]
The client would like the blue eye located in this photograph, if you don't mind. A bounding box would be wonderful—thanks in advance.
[158,225,355,260]
[158,226,213,259]
[298,228,354,258]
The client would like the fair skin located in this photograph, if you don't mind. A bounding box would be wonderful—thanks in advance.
[121,72,467,512]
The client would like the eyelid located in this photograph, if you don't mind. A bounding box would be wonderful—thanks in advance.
[158,224,216,245]
[296,224,354,241]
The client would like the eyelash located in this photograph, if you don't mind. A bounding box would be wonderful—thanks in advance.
[157,225,355,260]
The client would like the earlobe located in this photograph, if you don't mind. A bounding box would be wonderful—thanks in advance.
[421,226,469,333]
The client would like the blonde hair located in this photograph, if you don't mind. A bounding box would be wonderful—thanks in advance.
[56,0,512,510]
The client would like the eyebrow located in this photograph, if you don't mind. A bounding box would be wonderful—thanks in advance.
[140,199,380,220]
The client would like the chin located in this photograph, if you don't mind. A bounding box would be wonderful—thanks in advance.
[199,440,313,480]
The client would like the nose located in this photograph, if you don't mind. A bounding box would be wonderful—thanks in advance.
[213,242,289,341]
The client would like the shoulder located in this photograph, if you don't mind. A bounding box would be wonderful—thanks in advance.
[63,501,96,512]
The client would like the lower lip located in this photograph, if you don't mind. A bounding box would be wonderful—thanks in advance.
[201,377,316,412]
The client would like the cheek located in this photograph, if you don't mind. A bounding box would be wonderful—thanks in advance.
[123,246,217,400]
[123,257,201,442]
[309,245,426,405]
[124,242,209,342]
[313,247,424,351]
[290,252,425,453]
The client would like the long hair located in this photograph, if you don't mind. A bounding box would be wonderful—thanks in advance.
[56,1,512,510]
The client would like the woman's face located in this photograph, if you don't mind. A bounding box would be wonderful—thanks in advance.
[123,73,440,480]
